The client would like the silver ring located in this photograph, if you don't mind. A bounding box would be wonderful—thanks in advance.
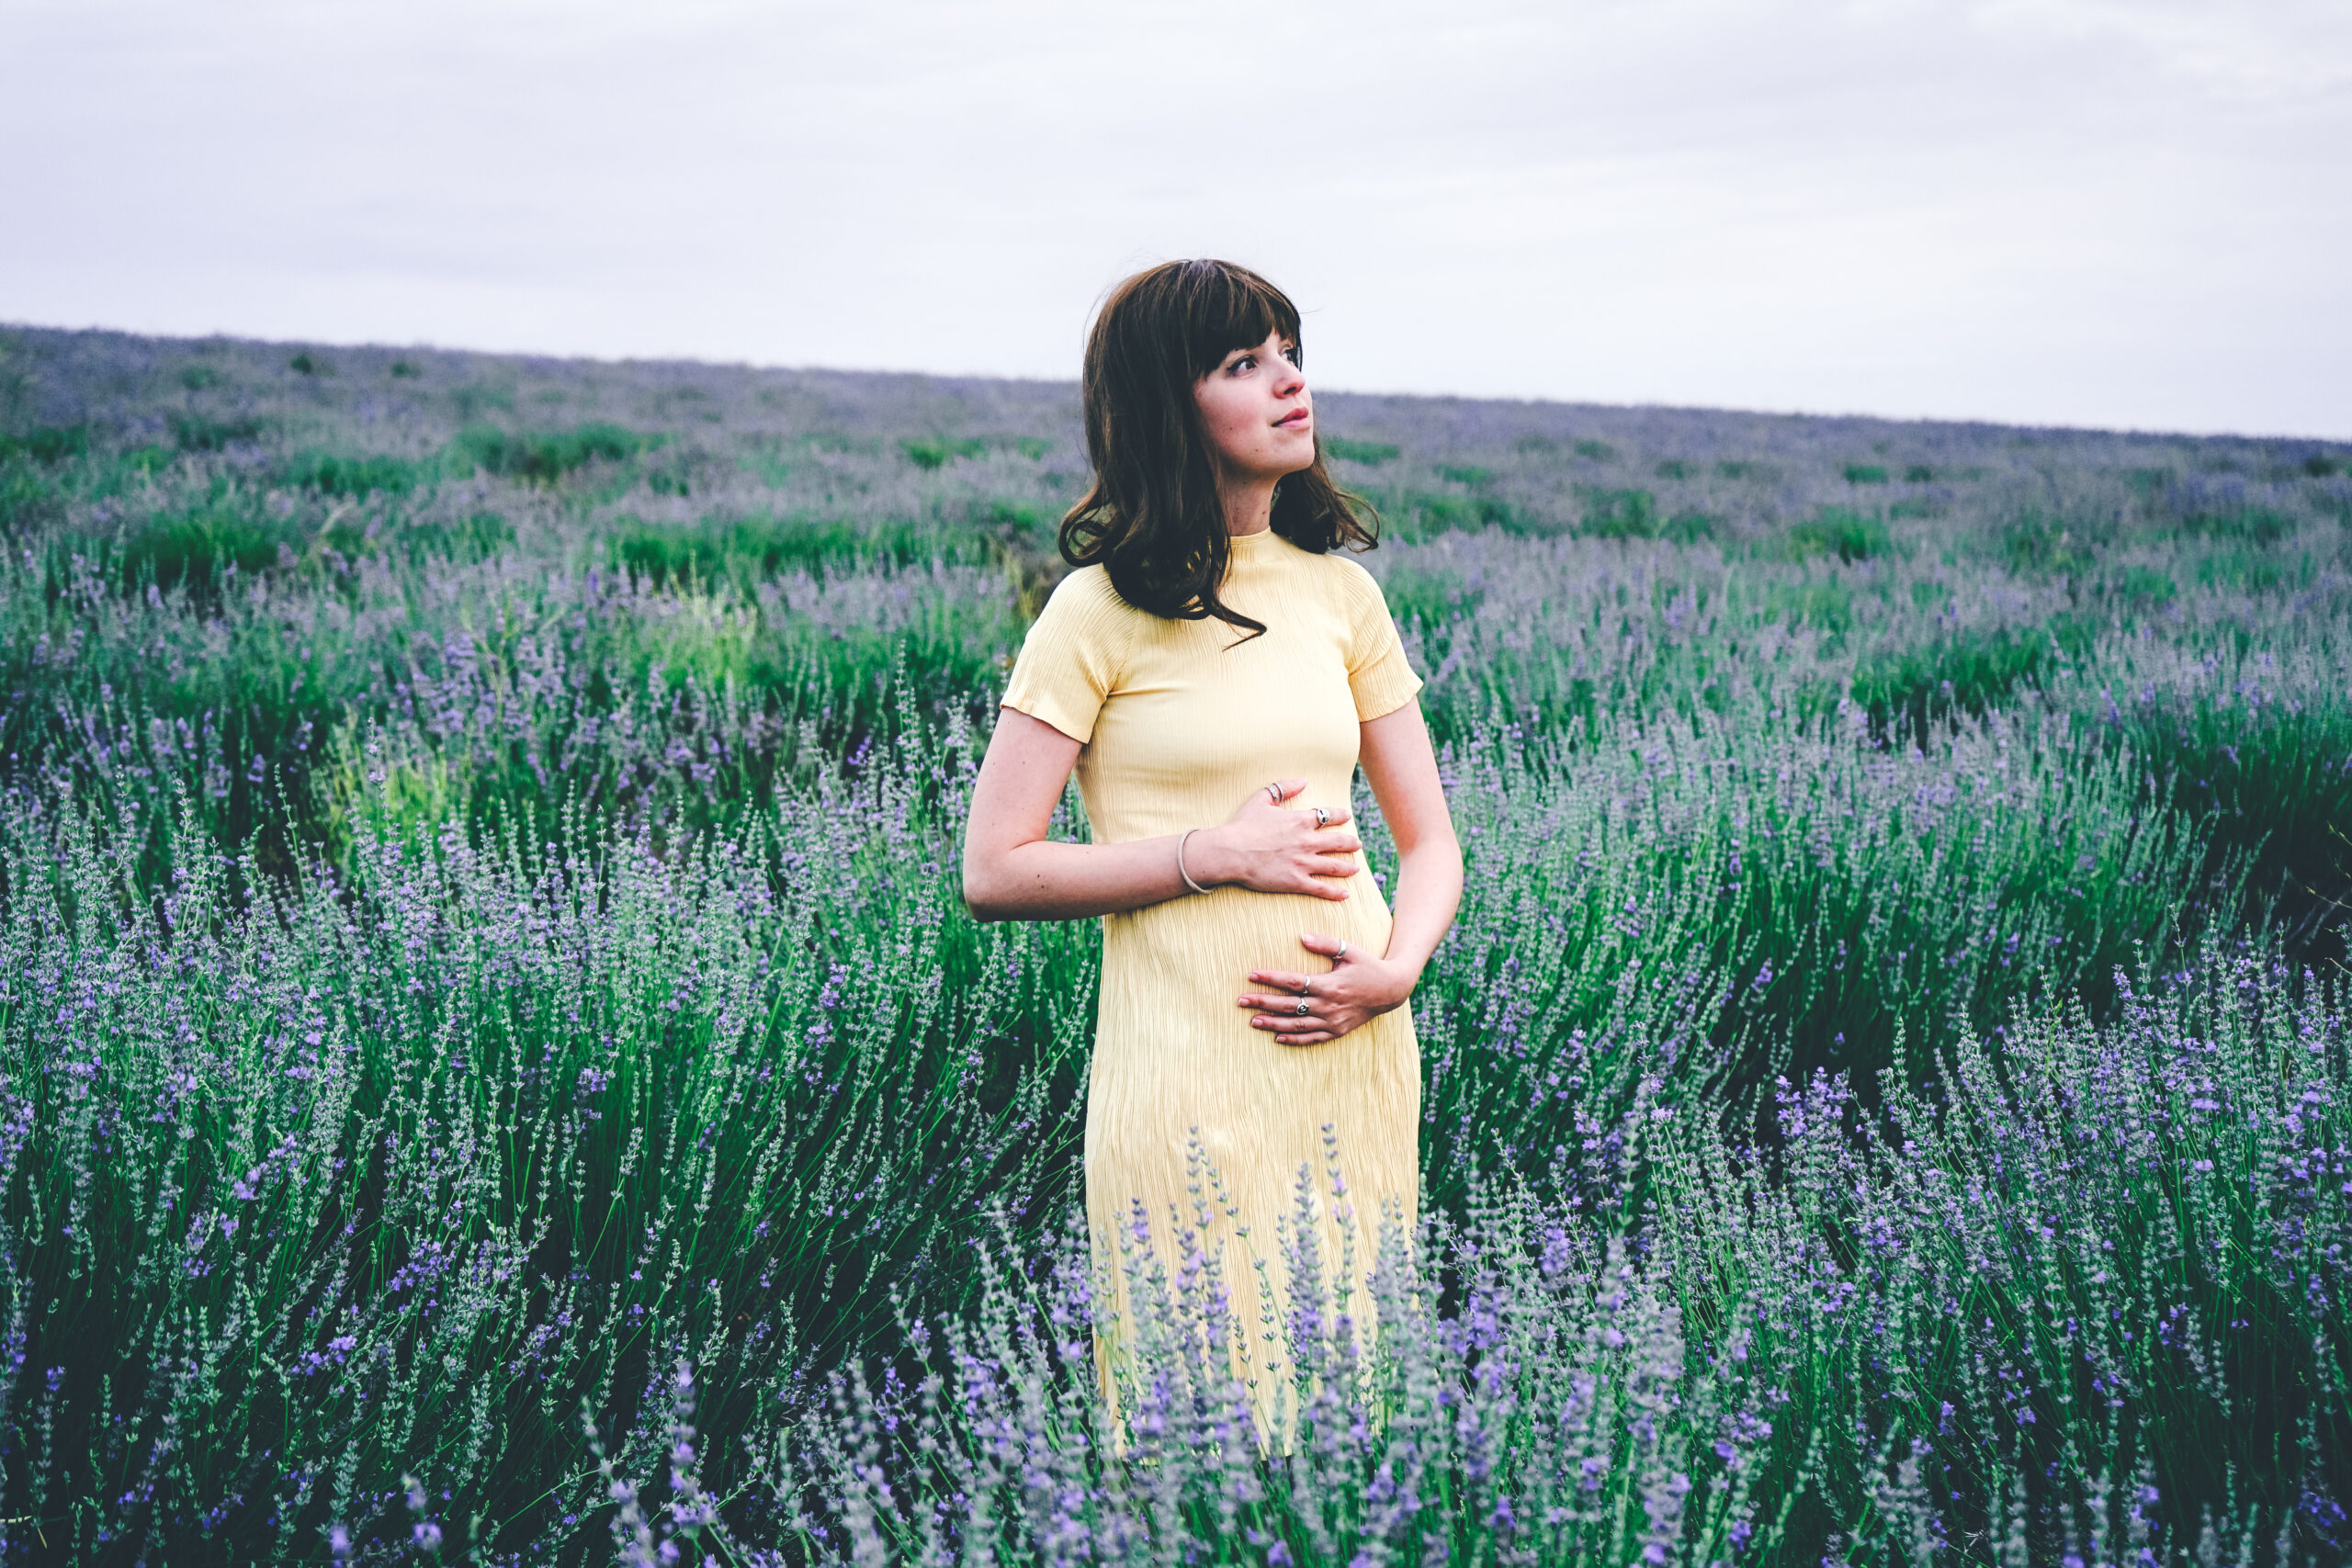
[1294,998,1311,1017]
[1264,782,1283,806]
[1312,807,1329,829]
[1296,976,1312,997]
[1335,940,1347,961]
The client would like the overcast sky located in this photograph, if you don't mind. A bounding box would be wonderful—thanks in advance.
[4,1,2346,436]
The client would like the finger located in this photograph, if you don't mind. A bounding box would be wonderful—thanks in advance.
[1296,932,1351,961]
[1240,974,1309,998]
[1253,1014,1336,1042]
[1271,778,1306,804]
[1310,803,1353,828]
[1308,831,1363,854]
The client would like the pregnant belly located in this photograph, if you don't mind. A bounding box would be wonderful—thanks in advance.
[1101,880,1395,1017]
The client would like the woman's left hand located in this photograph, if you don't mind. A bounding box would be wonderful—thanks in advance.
[1238,932,1416,1047]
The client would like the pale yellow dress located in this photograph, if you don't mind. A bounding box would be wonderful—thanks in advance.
[1000,526,1425,1417]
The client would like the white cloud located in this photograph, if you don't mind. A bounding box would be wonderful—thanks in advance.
[1,0,2344,434]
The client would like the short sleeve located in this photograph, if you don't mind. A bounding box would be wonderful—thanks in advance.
[1341,566,1425,721]
[1001,569,1131,744]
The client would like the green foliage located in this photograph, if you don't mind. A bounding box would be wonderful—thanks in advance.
[1394,491,1530,541]
[114,506,301,597]
[456,422,651,482]
[2002,511,2095,575]
[2111,564,2177,604]
[280,447,434,497]
[2194,546,2305,592]
[1435,463,1491,487]
[899,434,989,469]
[177,365,221,390]
[452,383,514,420]
[1715,458,1769,479]
[168,412,269,452]
[898,432,1046,470]
[390,359,423,378]
[1754,577,1852,635]
[1578,487,1658,539]
[613,513,956,587]
[2182,504,2294,546]
[1574,438,1617,461]
[1903,463,1934,481]
[410,508,514,561]
[1843,463,1889,484]
[1787,506,1891,562]
[1322,436,1400,465]
[1377,564,1486,631]
[1655,458,1695,479]
[1853,623,2054,746]
[288,352,325,375]
[0,423,88,464]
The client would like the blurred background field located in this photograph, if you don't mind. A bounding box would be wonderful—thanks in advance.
[3,322,2350,1564]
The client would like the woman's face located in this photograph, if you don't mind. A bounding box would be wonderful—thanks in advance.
[1193,330,1314,485]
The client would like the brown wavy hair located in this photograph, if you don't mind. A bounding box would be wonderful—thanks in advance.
[1057,259,1377,640]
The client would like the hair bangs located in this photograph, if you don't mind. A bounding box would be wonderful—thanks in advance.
[1178,260,1302,382]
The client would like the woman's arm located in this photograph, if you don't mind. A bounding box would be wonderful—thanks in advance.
[961,707,1367,922]
[1235,699,1463,1045]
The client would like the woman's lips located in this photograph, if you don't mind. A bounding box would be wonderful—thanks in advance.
[1274,410,1310,428]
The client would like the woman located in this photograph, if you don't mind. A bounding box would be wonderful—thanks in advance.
[961,259,1462,1416]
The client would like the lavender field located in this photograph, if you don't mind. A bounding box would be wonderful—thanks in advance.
[1,322,2349,1565]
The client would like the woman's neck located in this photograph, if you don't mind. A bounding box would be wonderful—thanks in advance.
[1220,474,1277,537]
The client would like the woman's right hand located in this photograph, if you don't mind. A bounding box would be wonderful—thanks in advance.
[1186,780,1359,900]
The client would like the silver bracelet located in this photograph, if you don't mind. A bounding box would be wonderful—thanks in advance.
[1176,828,1210,895]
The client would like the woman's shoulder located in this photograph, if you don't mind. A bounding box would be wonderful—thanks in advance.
[1036,563,1125,616]
[1288,544,1390,614]
[1028,564,1144,647]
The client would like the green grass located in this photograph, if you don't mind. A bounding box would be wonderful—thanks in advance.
[1788,506,1893,563]
[899,435,988,469]
[168,413,270,452]
[1389,490,1531,541]
[281,447,436,497]
[113,505,304,598]
[1579,487,1659,539]
[0,424,88,464]
[2181,503,2295,546]
[1323,436,1400,465]
[1854,624,2056,747]
[457,423,655,482]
